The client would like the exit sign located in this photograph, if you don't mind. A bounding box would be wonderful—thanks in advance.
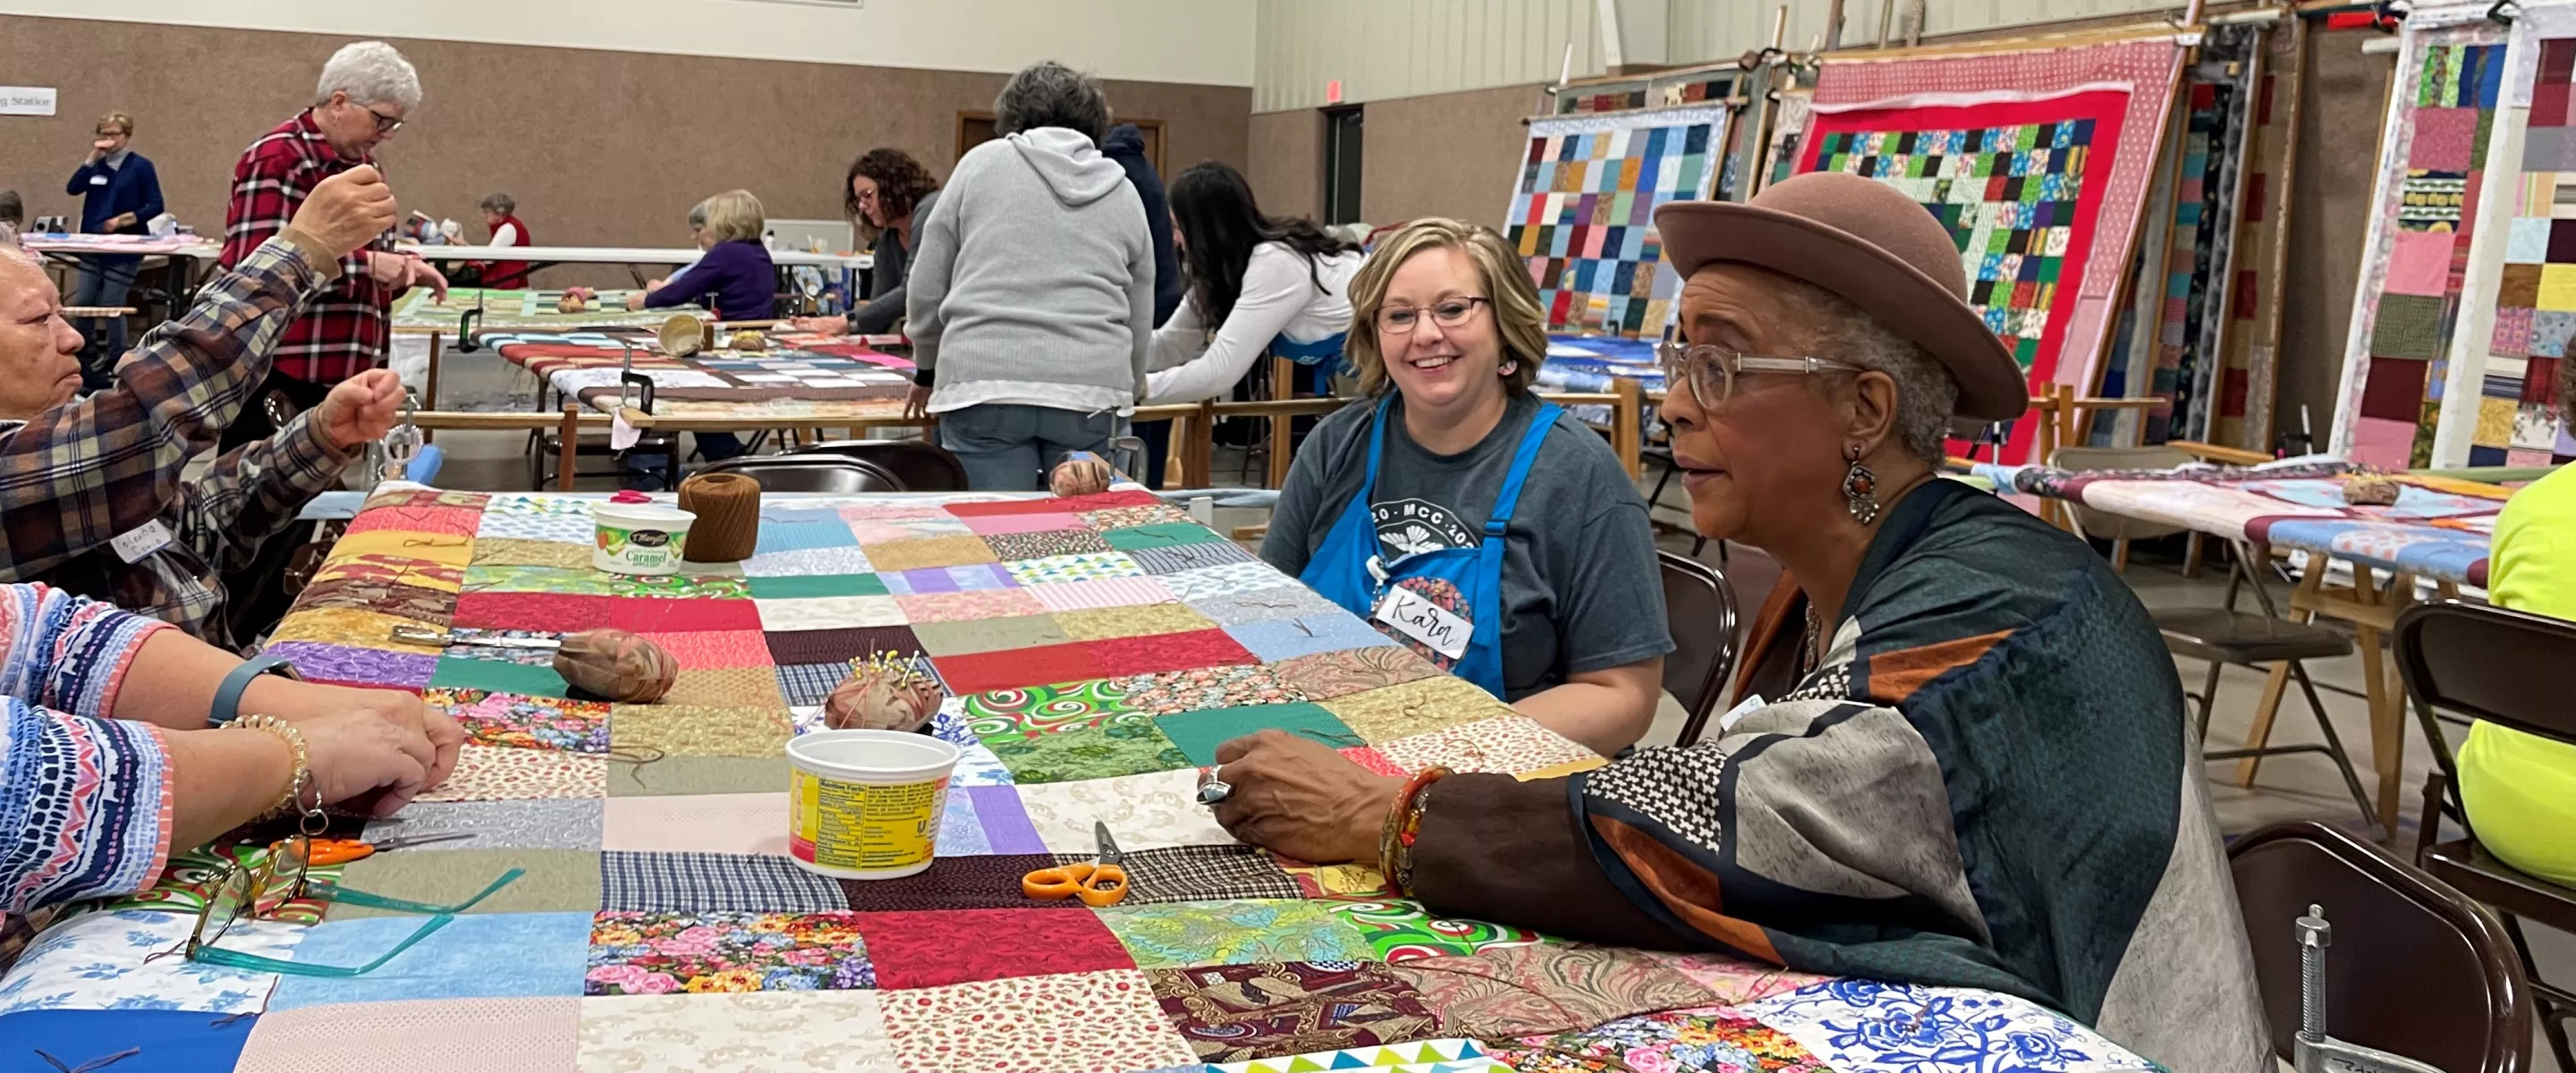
[1326,80,1343,104]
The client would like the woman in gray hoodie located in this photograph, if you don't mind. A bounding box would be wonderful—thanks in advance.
[905,61,1155,491]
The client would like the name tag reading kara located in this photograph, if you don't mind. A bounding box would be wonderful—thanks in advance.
[110,519,174,563]
[1373,586,1471,662]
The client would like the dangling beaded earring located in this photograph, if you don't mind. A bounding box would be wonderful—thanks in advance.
[1842,445,1880,525]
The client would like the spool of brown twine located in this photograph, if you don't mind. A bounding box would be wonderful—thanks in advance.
[678,472,760,562]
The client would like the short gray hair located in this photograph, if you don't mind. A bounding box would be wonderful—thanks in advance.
[1779,279,1959,466]
[480,192,515,215]
[994,61,1111,143]
[316,41,421,109]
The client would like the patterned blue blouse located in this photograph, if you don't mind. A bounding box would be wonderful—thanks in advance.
[0,583,174,915]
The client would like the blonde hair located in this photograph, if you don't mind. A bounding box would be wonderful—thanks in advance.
[97,112,133,137]
[1343,217,1545,397]
[695,190,765,244]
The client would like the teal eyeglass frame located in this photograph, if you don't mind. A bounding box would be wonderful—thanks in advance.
[150,850,524,977]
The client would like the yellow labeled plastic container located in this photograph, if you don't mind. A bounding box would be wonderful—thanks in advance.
[785,730,959,880]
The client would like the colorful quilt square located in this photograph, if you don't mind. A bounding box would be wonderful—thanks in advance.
[1110,663,1307,715]
[932,643,1110,694]
[1053,490,1168,512]
[269,911,593,1010]
[245,997,580,1070]
[1223,614,1400,663]
[1100,522,1227,552]
[945,498,1093,517]
[638,629,775,669]
[1125,541,1259,575]
[1321,675,1512,740]
[775,662,857,706]
[428,689,609,752]
[894,587,1048,623]
[574,991,893,1071]
[911,613,1073,656]
[1097,900,1376,969]
[965,784,1047,852]
[358,798,604,850]
[291,577,457,625]
[586,910,875,993]
[879,969,1197,1073]
[1088,629,1259,679]
[986,720,1193,784]
[1014,769,1234,854]
[1323,898,1548,961]
[343,503,482,538]
[611,705,796,757]
[984,528,1115,560]
[664,666,792,709]
[852,908,1136,989]
[606,596,762,633]
[462,564,617,596]
[862,535,999,572]
[609,572,750,600]
[417,744,607,802]
[598,850,852,913]
[1080,845,1307,906]
[1373,716,1603,776]
[270,607,444,655]
[881,563,1019,595]
[1155,703,1360,765]
[1155,561,1295,600]
[833,855,1092,913]
[335,529,474,567]
[1187,585,1344,628]
[1005,552,1148,586]
[740,546,877,577]
[429,656,572,698]
[1342,746,1409,778]
[961,511,1086,536]
[468,536,594,570]
[1271,646,1446,700]
[752,514,860,555]
[962,679,1145,740]
[745,573,889,599]
[1055,603,1217,641]
[766,625,924,666]
[1148,960,1440,1062]
[314,552,462,593]
[849,515,973,544]
[327,848,602,919]
[755,595,908,631]
[266,641,436,689]
[451,591,609,633]
[1080,503,1193,529]
[1022,575,1178,613]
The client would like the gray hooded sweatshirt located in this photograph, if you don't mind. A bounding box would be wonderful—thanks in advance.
[906,127,1154,415]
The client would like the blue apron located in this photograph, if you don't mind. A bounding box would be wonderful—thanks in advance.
[1271,331,1352,377]
[1298,396,1561,698]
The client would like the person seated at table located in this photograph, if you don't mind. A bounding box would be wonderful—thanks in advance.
[1259,218,1666,754]
[0,167,405,650]
[1144,162,1364,407]
[0,581,459,923]
[627,190,775,469]
[790,148,941,338]
[2460,358,2576,890]
[479,192,533,290]
[907,61,1154,491]
[1210,174,2267,1073]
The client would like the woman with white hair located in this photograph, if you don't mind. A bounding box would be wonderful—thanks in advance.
[905,60,1154,490]
[214,39,445,454]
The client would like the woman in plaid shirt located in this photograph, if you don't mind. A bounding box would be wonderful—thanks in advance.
[215,40,447,455]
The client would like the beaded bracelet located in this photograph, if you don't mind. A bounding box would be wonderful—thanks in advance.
[1377,766,1451,898]
[230,714,316,821]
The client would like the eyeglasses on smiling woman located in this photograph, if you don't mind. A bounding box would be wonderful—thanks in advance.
[1375,296,1491,334]
[1656,342,1863,409]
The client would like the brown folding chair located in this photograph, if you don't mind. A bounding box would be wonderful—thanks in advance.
[1659,550,1740,747]
[2231,821,2532,1073]
[2399,599,2576,1073]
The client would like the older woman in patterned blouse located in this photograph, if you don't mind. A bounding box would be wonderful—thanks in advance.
[0,583,457,925]
[1208,174,2271,1073]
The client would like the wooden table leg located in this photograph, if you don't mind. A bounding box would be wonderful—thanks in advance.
[423,334,442,444]
[1267,359,1293,490]
[558,405,581,492]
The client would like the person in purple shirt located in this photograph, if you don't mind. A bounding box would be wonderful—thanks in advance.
[621,190,775,481]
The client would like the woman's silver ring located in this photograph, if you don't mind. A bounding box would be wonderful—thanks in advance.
[1196,779,1233,806]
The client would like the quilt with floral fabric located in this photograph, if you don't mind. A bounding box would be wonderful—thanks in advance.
[0,485,2157,1073]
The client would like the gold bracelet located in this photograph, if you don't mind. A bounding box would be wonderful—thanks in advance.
[230,714,314,820]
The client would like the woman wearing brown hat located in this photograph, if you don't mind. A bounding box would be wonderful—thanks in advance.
[1207,173,2267,1073]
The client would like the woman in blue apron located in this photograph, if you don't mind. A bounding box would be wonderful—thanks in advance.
[1259,218,1670,756]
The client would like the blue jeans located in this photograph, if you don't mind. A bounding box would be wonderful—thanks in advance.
[72,256,140,390]
[938,404,1115,492]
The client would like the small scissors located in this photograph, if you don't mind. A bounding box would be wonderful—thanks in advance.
[1021,823,1129,907]
[273,832,475,866]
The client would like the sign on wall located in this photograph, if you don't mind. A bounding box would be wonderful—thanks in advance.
[0,87,57,116]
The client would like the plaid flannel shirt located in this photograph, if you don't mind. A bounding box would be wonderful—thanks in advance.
[220,109,394,385]
[0,234,356,649]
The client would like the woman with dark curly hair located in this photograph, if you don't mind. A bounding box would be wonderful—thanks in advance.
[792,148,941,336]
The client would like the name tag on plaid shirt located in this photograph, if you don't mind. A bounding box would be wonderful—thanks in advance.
[110,520,174,563]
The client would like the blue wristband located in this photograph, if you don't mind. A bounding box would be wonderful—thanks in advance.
[210,655,301,728]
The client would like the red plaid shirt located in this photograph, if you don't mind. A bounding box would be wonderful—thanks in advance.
[220,109,395,385]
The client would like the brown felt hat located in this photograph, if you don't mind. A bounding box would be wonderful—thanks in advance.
[1655,172,2028,422]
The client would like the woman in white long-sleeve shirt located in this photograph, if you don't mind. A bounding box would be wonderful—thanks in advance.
[1143,163,1365,405]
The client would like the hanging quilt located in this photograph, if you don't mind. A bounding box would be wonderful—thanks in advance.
[1505,106,1730,338]
[2470,4,2576,464]
[1800,35,2184,461]
[1760,88,1814,193]
[2213,18,2307,452]
[2149,22,2263,444]
[2333,14,2512,468]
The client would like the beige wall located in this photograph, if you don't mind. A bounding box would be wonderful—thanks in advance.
[1359,83,1544,228]
[1,16,1248,279]
[1246,109,1326,219]
[2277,30,2394,449]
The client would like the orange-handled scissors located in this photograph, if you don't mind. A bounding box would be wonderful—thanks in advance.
[1021,822,1128,907]
[272,832,474,866]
